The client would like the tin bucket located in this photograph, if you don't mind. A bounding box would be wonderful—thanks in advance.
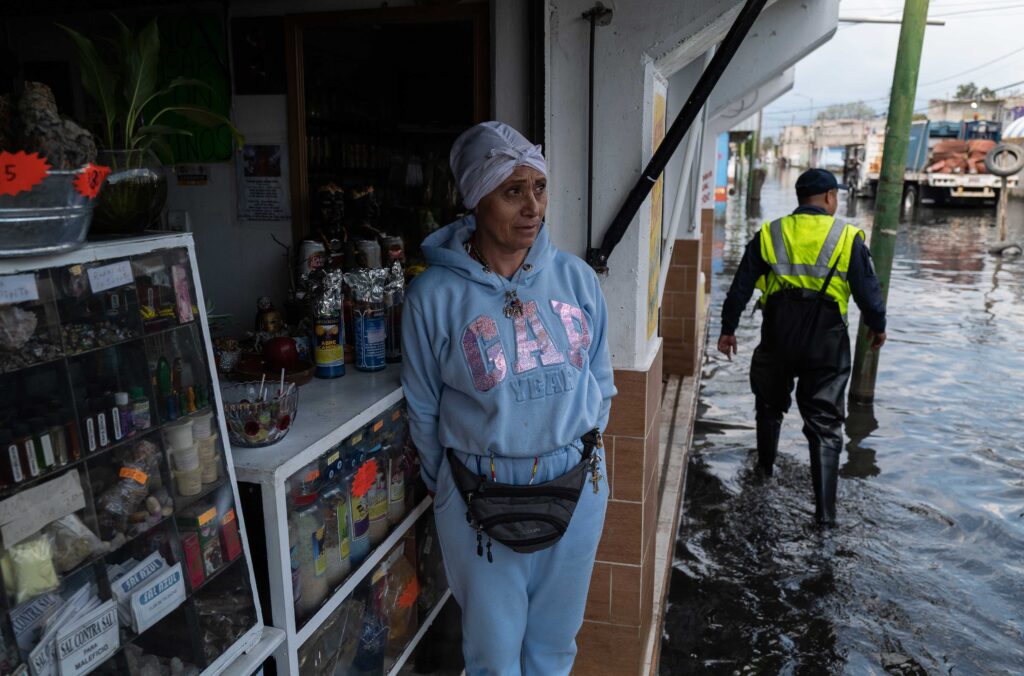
[0,170,96,258]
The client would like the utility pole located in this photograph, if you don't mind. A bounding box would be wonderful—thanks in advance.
[849,0,931,403]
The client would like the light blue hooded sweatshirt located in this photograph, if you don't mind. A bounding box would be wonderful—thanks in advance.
[401,215,617,491]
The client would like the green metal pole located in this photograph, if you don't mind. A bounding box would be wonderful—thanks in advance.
[849,0,930,403]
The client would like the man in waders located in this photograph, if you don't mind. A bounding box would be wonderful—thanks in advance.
[717,168,887,526]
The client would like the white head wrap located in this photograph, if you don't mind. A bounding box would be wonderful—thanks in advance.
[449,121,547,210]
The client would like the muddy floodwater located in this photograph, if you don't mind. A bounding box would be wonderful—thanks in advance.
[660,169,1024,675]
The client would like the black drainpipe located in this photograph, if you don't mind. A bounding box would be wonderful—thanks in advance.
[582,3,614,257]
[586,0,768,273]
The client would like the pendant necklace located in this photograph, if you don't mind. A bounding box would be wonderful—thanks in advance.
[466,237,530,319]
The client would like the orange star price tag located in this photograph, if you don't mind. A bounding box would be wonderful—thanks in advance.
[351,459,379,498]
[0,151,51,197]
[397,577,420,609]
[74,163,111,199]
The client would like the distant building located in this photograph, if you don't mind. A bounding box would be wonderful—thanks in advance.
[778,118,870,169]
[927,96,1024,127]
[779,124,813,167]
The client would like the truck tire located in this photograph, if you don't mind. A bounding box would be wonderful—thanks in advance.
[984,143,1024,177]
[900,184,918,222]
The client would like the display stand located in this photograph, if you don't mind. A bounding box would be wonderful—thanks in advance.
[0,234,281,675]
[232,367,450,675]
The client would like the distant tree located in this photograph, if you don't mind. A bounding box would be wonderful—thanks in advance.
[912,112,928,121]
[761,136,775,153]
[816,101,876,120]
[954,82,998,100]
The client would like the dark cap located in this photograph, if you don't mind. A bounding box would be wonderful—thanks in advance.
[795,168,847,198]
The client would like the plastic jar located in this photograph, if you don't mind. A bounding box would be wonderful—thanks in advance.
[163,418,194,452]
[321,482,352,589]
[292,466,329,620]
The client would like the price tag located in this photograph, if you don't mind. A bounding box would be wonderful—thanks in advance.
[198,507,218,527]
[118,467,148,485]
[0,274,40,304]
[0,150,50,197]
[73,164,111,200]
[87,261,134,293]
[372,420,384,432]
[398,577,420,609]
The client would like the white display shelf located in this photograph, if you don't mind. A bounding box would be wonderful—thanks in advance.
[0,234,268,675]
[387,588,453,676]
[231,367,404,484]
[221,626,286,675]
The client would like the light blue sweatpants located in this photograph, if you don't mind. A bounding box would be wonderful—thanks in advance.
[432,442,609,676]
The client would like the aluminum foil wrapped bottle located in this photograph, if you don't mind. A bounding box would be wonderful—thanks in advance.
[344,269,388,372]
[310,269,346,378]
[384,261,404,364]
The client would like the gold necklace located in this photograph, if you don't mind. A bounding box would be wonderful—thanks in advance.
[466,237,528,318]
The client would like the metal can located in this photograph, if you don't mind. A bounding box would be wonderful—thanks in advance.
[355,239,382,269]
[353,301,386,372]
[313,311,345,378]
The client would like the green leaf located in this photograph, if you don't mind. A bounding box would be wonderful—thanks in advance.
[138,77,212,113]
[57,23,120,148]
[150,105,244,149]
[121,17,161,144]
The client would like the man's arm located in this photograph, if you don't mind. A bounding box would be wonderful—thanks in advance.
[718,234,770,359]
[721,235,770,335]
[848,234,888,348]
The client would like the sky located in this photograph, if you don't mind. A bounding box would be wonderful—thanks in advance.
[760,0,1024,137]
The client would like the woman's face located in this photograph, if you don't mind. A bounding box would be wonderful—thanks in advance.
[474,166,547,253]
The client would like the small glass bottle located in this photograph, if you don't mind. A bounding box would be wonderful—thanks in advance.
[60,407,82,462]
[28,416,56,471]
[0,430,25,487]
[93,397,110,448]
[114,392,134,438]
[130,386,151,431]
[107,393,124,443]
[12,424,40,478]
[45,413,68,466]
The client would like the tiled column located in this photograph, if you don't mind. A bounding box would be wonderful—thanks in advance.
[574,346,662,676]
[662,237,703,376]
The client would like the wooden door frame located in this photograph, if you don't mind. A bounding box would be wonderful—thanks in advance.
[283,3,491,245]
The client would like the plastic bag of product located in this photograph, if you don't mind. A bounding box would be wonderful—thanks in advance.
[47,513,105,573]
[7,534,59,603]
[381,555,418,655]
[96,439,161,539]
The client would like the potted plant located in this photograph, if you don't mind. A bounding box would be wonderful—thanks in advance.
[60,16,242,234]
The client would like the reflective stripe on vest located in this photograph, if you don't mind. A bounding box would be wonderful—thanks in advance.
[767,218,849,281]
[757,214,862,318]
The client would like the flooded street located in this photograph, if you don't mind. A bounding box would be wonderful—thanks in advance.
[660,170,1024,675]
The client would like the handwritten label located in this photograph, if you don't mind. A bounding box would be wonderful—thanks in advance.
[73,164,111,200]
[86,261,133,293]
[222,509,236,525]
[198,507,217,527]
[0,274,40,304]
[392,410,401,422]
[372,420,383,432]
[56,600,119,676]
[0,150,50,197]
[118,467,148,485]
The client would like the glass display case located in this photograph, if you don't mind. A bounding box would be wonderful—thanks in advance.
[0,234,274,675]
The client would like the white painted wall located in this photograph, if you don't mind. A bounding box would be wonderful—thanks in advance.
[545,0,839,370]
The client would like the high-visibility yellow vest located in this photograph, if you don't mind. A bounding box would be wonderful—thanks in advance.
[754,213,865,318]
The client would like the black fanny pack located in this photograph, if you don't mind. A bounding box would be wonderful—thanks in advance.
[445,430,603,560]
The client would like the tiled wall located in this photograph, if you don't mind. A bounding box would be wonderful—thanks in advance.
[662,209,714,376]
[574,346,663,675]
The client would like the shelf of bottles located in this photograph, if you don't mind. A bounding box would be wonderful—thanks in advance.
[237,398,451,675]
[0,238,265,676]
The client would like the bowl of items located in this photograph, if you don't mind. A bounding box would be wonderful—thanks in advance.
[220,379,298,448]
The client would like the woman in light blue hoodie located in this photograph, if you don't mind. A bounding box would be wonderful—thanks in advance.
[402,122,616,676]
